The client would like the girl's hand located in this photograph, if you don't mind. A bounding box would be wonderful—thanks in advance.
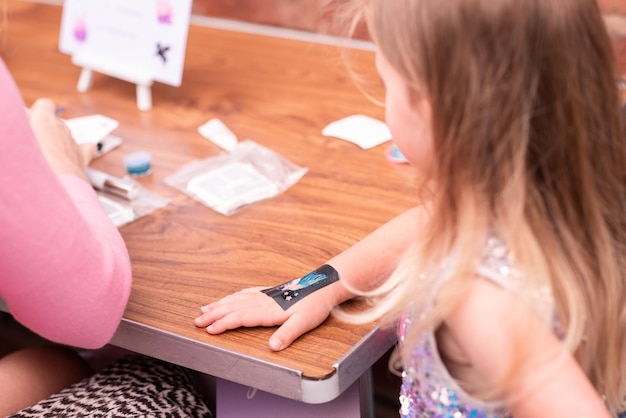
[27,98,96,181]
[195,285,337,351]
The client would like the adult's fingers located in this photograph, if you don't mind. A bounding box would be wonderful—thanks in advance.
[79,143,98,166]
[29,98,56,113]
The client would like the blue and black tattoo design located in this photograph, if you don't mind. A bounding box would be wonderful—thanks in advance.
[262,264,339,310]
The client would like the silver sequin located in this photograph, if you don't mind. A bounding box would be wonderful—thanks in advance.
[397,235,555,418]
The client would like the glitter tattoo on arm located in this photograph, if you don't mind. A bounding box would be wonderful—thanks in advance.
[262,265,339,310]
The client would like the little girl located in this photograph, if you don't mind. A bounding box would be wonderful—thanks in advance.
[196,0,626,416]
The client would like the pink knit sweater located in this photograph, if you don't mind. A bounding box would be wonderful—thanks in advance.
[0,60,132,349]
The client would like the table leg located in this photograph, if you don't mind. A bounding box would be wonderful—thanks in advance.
[359,367,375,418]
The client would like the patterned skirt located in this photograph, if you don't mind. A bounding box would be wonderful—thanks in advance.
[10,355,212,418]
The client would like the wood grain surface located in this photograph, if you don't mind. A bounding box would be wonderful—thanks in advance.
[2,0,419,380]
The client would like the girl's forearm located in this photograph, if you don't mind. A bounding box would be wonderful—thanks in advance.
[327,206,426,304]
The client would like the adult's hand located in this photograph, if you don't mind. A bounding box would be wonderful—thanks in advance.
[27,98,96,181]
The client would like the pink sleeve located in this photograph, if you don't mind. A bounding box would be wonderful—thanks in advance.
[0,60,132,349]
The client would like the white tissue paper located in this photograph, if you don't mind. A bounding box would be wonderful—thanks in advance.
[322,114,392,149]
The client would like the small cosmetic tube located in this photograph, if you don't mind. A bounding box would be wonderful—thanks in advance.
[85,168,139,201]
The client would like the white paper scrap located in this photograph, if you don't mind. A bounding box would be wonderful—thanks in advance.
[198,118,239,152]
[322,114,392,149]
[64,114,119,145]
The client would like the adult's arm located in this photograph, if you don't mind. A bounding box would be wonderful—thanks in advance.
[0,61,132,349]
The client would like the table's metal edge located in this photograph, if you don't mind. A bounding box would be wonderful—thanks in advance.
[1,301,396,404]
[113,319,396,404]
[110,318,310,401]
[330,325,397,398]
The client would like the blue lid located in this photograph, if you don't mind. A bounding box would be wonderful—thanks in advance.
[123,151,152,176]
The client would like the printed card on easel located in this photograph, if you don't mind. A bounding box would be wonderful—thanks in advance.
[59,0,192,87]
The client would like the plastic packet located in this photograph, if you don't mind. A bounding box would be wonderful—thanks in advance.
[165,139,307,215]
[96,183,171,227]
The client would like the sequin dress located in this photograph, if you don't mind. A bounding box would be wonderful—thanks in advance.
[398,236,555,418]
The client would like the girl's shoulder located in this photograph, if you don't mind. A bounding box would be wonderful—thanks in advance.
[476,235,519,289]
[475,235,554,319]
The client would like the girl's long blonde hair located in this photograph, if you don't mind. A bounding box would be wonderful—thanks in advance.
[332,0,626,412]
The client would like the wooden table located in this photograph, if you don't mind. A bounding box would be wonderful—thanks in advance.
[2,0,419,410]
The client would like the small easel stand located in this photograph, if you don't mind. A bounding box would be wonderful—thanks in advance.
[72,52,154,111]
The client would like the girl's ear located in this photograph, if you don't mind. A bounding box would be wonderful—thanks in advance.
[411,91,432,127]
[407,84,431,118]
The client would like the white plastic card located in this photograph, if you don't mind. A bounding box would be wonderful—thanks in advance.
[322,114,392,149]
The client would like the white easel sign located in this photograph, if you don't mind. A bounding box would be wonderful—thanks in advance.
[59,0,192,110]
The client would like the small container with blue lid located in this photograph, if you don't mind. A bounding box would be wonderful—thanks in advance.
[123,151,152,177]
